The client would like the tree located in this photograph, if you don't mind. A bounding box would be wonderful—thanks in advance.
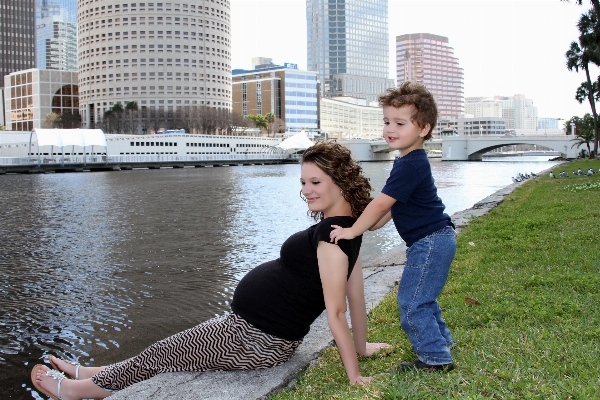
[570,113,596,156]
[0,125,6,130]
[565,2,600,155]
[265,112,276,136]
[124,101,139,134]
[566,22,599,157]
[246,114,268,133]
[44,112,61,128]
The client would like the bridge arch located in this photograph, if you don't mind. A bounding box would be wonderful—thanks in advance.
[442,135,581,161]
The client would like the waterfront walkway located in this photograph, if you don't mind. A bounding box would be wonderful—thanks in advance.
[109,179,523,399]
[0,154,286,174]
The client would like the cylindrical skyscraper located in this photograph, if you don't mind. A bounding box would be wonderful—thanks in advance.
[77,0,232,128]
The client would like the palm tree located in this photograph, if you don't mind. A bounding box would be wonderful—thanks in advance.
[570,113,596,157]
[566,30,599,157]
[246,114,268,133]
[265,112,275,136]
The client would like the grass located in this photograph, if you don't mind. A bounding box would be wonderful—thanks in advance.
[272,159,600,400]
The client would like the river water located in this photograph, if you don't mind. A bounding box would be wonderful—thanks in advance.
[0,156,560,398]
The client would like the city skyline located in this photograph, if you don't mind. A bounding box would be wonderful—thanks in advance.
[231,0,595,120]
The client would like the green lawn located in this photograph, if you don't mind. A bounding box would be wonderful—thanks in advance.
[273,159,600,399]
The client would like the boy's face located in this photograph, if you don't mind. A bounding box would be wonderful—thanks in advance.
[382,105,430,156]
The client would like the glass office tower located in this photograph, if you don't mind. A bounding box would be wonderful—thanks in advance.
[1,0,36,126]
[307,0,393,103]
[36,0,78,70]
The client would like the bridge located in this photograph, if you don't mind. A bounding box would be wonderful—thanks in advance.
[441,135,581,161]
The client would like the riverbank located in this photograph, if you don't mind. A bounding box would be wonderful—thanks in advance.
[272,158,600,399]
[106,161,580,399]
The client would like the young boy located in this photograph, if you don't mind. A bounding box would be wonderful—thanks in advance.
[330,81,456,371]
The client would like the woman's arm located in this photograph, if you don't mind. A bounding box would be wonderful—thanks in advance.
[317,242,365,384]
[346,252,367,355]
[346,253,391,356]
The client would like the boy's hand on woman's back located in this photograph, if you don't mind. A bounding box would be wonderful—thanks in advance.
[330,225,357,244]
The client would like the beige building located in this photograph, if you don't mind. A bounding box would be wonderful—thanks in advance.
[467,94,538,130]
[3,68,79,131]
[465,97,502,118]
[396,33,464,120]
[320,97,383,140]
[76,0,232,128]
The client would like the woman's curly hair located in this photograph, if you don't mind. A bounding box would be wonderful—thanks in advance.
[301,141,373,221]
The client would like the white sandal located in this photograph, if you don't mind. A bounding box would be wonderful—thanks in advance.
[31,364,66,400]
[50,356,81,380]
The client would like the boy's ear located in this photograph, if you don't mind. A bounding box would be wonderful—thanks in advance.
[419,123,431,138]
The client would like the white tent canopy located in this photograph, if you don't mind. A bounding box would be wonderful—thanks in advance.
[276,131,314,151]
[30,129,106,148]
[29,129,107,165]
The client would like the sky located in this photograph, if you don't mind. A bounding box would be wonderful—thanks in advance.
[230,0,598,120]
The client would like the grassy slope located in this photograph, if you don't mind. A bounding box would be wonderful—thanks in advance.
[273,159,600,400]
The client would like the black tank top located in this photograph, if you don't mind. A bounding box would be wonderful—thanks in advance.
[231,216,362,341]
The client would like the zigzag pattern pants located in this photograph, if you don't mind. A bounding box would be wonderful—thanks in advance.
[91,313,302,392]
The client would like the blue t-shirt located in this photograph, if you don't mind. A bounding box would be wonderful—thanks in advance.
[381,149,453,247]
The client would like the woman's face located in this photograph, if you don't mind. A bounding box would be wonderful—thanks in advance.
[300,162,345,217]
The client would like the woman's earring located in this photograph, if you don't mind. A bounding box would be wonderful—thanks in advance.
[300,190,307,203]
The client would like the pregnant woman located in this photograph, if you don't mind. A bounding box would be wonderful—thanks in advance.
[32,141,390,400]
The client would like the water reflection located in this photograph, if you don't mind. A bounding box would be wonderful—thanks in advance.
[0,156,560,398]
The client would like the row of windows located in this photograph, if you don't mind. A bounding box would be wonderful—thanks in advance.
[284,91,317,98]
[285,118,317,124]
[128,142,268,148]
[285,100,317,106]
[130,141,177,146]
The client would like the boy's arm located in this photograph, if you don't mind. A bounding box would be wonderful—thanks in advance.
[369,210,392,231]
[330,193,396,243]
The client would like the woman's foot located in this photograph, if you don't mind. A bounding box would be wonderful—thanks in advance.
[50,356,80,380]
[32,364,73,400]
[49,356,104,380]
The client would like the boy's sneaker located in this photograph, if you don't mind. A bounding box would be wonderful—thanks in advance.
[397,359,454,372]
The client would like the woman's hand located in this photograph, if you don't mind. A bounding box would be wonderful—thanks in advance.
[360,342,392,357]
[350,375,374,385]
[330,225,357,244]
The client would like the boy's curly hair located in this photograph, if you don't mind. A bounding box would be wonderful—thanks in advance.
[301,141,373,221]
[378,81,438,140]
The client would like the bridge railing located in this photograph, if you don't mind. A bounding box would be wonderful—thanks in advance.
[0,153,287,166]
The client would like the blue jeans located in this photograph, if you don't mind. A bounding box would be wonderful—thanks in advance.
[398,226,456,365]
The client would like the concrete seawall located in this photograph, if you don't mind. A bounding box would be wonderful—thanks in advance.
[110,177,536,400]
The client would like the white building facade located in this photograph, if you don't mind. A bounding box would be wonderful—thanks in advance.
[320,97,383,140]
[76,0,232,128]
[437,117,506,136]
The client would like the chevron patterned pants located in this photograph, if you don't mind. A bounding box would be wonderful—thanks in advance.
[91,313,302,391]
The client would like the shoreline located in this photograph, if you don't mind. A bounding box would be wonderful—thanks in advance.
[109,166,559,399]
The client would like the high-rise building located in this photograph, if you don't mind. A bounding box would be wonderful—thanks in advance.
[396,33,464,120]
[306,0,394,103]
[1,0,36,127]
[36,16,78,71]
[494,95,537,130]
[77,0,232,129]
[465,97,502,118]
[36,0,78,71]
[37,0,78,24]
